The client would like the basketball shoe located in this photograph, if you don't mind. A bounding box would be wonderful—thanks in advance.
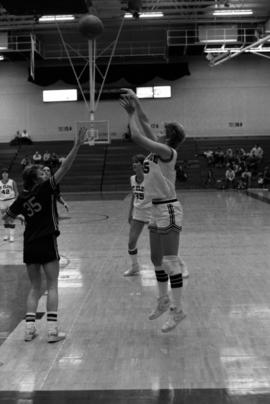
[24,325,38,342]
[161,307,186,333]
[148,295,170,320]
[182,264,189,278]
[48,328,66,343]
[123,263,140,276]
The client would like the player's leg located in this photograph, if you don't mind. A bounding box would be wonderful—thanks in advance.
[125,219,145,276]
[179,255,189,278]
[8,218,15,242]
[24,263,42,341]
[0,205,9,241]
[160,230,186,332]
[43,259,65,343]
[148,229,170,320]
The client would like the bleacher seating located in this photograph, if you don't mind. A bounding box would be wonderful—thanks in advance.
[0,136,269,192]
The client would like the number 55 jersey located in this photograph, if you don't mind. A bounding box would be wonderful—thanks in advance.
[130,175,152,223]
[6,176,60,243]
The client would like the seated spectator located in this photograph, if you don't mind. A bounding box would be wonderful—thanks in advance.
[260,166,270,188]
[225,165,236,188]
[214,148,225,167]
[20,155,31,170]
[43,150,51,163]
[239,147,248,160]
[21,129,33,144]
[257,173,264,187]
[50,152,60,169]
[10,130,22,146]
[225,148,234,165]
[175,161,188,182]
[232,162,241,177]
[250,144,264,161]
[32,151,42,164]
[240,166,252,189]
[21,129,29,138]
[203,150,214,166]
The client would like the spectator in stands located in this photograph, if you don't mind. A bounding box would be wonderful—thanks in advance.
[43,151,51,164]
[50,152,60,170]
[21,129,33,145]
[20,155,31,171]
[250,144,264,161]
[214,148,225,167]
[10,130,22,146]
[32,151,42,164]
[203,150,214,166]
[240,165,252,189]
[263,166,270,187]
[247,144,263,176]
[175,161,188,182]
[239,147,248,161]
[225,165,236,188]
[225,148,234,165]
[232,162,241,177]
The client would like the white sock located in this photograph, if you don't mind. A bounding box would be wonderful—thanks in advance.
[47,311,58,332]
[129,248,139,266]
[155,265,169,298]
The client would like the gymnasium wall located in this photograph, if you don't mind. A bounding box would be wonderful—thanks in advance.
[0,54,269,142]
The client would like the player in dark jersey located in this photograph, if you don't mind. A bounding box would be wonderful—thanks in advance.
[2,128,86,343]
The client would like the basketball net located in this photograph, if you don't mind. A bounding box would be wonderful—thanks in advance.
[87,127,97,146]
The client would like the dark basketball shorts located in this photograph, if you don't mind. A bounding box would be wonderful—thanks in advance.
[23,234,60,264]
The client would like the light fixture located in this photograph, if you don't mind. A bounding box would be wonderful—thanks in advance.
[213,9,253,16]
[124,11,164,18]
[205,46,270,54]
[43,89,78,102]
[201,38,237,43]
[38,15,75,22]
[0,55,4,61]
[0,46,7,50]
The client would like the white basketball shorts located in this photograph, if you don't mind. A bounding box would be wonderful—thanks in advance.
[148,199,183,234]
[132,206,152,224]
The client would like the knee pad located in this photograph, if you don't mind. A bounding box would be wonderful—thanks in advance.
[162,255,181,276]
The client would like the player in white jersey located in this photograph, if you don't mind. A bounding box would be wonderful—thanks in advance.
[0,168,18,242]
[120,89,187,332]
[124,154,152,276]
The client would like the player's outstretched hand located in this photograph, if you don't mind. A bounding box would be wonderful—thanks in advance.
[120,96,136,115]
[76,126,87,146]
[120,88,137,100]
[64,203,69,212]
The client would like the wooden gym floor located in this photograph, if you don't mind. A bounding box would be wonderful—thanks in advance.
[0,189,270,404]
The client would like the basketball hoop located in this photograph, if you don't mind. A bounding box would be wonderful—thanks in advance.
[77,120,110,146]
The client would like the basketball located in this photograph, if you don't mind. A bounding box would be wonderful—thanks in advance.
[78,14,104,40]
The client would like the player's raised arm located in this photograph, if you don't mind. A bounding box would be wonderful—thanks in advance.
[120,96,172,160]
[120,88,158,142]
[54,127,87,184]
